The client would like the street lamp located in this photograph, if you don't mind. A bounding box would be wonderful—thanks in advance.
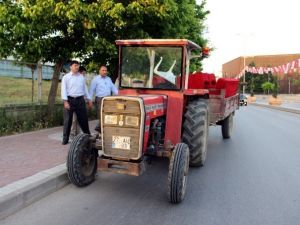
[243,56,246,94]
[236,33,254,94]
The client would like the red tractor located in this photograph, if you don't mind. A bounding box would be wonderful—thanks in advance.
[67,39,239,203]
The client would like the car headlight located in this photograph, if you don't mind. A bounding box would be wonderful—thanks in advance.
[125,116,139,126]
[104,115,118,125]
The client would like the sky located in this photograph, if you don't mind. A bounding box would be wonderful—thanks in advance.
[199,0,300,76]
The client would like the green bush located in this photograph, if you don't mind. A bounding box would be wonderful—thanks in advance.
[261,82,274,94]
[0,103,98,136]
[0,104,63,136]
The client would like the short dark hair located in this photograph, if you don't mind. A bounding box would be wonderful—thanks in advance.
[69,60,79,66]
[79,66,87,73]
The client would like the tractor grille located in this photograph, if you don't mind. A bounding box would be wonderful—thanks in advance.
[101,97,144,160]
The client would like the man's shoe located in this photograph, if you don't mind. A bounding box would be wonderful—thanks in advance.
[62,139,69,145]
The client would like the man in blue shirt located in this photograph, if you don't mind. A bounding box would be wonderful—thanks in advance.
[89,65,118,131]
[61,61,93,145]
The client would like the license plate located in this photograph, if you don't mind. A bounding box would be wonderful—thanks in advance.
[104,115,118,125]
[112,136,131,150]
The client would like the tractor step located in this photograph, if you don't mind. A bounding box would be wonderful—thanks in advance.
[97,158,145,176]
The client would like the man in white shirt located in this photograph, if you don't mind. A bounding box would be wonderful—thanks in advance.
[89,65,118,131]
[61,61,93,145]
[70,65,87,139]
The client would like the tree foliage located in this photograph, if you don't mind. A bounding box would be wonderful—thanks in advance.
[0,0,209,115]
[261,82,274,93]
[242,62,275,94]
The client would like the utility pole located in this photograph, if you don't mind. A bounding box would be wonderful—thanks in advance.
[236,33,254,94]
[243,56,246,94]
[37,60,42,103]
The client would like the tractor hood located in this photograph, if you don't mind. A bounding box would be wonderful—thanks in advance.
[139,94,167,116]
[118,90,167,117]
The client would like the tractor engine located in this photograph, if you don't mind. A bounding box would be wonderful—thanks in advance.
[147,117,166,154]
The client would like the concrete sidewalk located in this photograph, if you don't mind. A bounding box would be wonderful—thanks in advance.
[254,94,300,109]
[249,95,300,114]
[0,120,97,219]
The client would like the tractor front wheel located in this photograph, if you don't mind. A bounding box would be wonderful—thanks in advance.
[67,133,97,187]
[168,143,190,204]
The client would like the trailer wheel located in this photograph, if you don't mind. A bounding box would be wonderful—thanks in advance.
[182,99,209,167]
[168,143,189,204]
[221,113,233,139]
[67,133,97,187]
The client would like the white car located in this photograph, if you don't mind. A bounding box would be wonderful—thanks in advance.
[239,94,248,106]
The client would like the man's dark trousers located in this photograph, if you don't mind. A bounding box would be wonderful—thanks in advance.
[94,97,103,132]
[63,96,90,141]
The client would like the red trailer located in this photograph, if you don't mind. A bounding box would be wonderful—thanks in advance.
[67,39,239,203]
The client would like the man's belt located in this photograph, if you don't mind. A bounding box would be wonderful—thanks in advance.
[68,96,84,99]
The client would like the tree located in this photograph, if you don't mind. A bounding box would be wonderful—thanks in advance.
[0,0,209,117]
[261,82,274,94]
[272,76,279,97]
[83,0,210,78]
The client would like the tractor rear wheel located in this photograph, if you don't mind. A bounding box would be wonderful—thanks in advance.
[67,133,97,187]
[168,143,189,204]
[182,99,209,167]
[221,113,233,139]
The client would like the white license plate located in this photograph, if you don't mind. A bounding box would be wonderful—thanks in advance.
[112,136,131,150]
[104,115,118,125]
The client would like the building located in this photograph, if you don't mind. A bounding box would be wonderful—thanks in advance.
[222,53,300,94]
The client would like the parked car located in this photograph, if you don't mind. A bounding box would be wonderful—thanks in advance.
[239,94,248,106]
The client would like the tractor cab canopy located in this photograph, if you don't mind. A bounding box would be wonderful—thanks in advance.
[116,39,201,90]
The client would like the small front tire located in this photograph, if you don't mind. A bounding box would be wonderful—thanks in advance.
[168,143,190,204]
[67,134,97,187]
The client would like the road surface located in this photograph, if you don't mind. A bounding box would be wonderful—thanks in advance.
[1,105,300,225]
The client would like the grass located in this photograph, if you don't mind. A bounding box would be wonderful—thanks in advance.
[0,76,61,105]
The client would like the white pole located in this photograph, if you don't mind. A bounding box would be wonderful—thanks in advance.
[236,33,254,95]
[243,56,246,94]
[37,60,42,103]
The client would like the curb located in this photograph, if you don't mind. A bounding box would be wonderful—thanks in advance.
[0,164,69,220]
[250,103,300,114]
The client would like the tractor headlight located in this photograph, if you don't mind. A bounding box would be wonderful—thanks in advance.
[104,115,118,125]
[125,116,139,126]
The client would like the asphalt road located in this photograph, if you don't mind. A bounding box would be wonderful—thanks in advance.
[2,105,300,225]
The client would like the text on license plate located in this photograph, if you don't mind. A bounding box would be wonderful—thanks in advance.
[112,136,131,150]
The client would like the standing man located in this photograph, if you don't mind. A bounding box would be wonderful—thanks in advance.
[70,65,87,139]
[89,65,118,131]
[61,61,93,145]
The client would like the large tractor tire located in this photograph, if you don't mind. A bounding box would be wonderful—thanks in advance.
[168,143,189,204]
[67,133,97,187]
[182,99,209,167]
[221,113,233,139]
